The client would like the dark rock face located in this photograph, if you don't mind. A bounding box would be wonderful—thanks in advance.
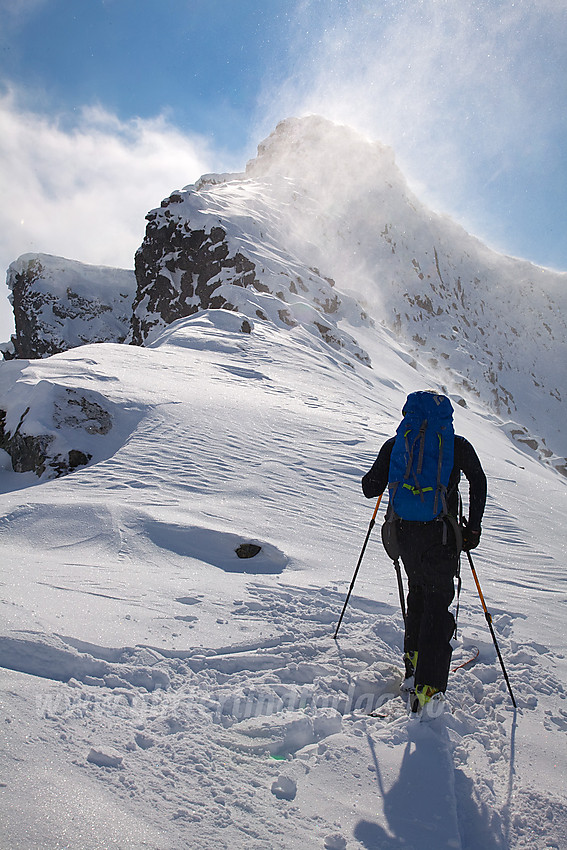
[0,387,115,478]
[128,186,366,365]
[0,416,57,476]
[132,219,258,345]
[6,254,136,360]
[0,412,92,477]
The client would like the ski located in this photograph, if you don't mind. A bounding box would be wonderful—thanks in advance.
[358,645,479,722]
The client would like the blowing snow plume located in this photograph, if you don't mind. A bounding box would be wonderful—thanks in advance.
[130,116,566,472]
[4,116,566,477]
[256,0,567,269]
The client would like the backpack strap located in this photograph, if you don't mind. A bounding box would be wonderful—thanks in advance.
[415,420,427,475]
[442,513,463,552]
[403,420,429,502]
[454,558,462,639]
[433,431,449,517]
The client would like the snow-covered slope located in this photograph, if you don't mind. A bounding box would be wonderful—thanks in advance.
[131,116,566,472]
[0,116,566,849]
[0,305,566,849]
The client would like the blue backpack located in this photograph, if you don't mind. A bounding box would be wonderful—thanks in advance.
[388,391,454,521]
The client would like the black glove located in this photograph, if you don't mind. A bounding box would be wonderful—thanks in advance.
[461,526,481,551]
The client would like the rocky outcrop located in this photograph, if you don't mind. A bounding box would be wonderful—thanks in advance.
[3,117,565,471]
[132,219,258,343]
[130,176,371,367]
[0,385,115,478]
[6,254,136,359]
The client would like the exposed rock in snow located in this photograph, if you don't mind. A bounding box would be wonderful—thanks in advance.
[0,383,112,476]
[3,116,566,472]
[0,364,144,478]
[131,180,371,367]
[6,253,136,359]
[235,542,263,559]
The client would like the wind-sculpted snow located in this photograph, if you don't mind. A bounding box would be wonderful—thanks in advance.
[0,308,370,479]
[0,118,566,849]
[0,298,566,848]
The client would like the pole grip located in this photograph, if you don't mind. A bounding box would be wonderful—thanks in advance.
[371,493,383,521]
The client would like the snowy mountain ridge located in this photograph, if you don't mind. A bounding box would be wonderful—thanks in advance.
[0,118,566,848]
[169,116,565,466]
[0,297,566,848]
[5,116,564,480]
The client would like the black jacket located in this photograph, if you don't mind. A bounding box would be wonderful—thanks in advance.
[362,435,487,531]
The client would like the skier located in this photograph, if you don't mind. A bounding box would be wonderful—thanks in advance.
[362,391,487,713]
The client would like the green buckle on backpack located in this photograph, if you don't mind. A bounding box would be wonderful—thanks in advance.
[402,483,433,495]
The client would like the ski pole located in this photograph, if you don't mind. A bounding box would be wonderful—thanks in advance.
[333,493,383,640]
[393,557,406,625]
[465,549,517,709]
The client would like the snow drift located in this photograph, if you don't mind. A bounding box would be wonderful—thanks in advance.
[4,116,565,480]
[0,115,566,849]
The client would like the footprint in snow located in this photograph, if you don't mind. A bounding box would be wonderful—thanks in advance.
[324,834,347,850]
[271,774,297,801]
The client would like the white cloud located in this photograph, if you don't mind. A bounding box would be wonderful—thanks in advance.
[0,92,214,340]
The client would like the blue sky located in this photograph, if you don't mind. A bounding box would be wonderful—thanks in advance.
[1,0,293,149]
[0,0,565,339]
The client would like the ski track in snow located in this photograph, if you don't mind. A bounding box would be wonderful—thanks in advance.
[2,585,566,849]
[0,313,566,849]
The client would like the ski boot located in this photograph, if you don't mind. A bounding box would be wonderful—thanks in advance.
[409,684,446,719]
[402,650,417,692]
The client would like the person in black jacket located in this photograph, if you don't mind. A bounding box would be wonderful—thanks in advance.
[362,428,487,712]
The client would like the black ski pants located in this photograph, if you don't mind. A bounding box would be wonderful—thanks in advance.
[396,518,458,693]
